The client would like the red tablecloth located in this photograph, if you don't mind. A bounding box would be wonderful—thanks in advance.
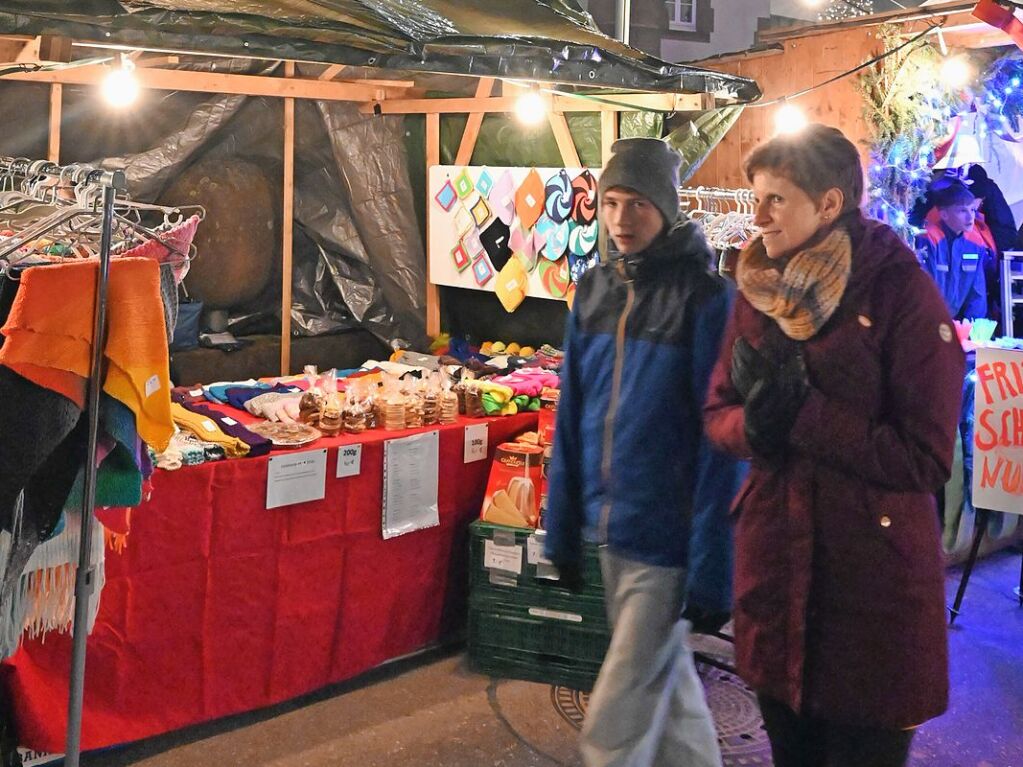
[4,413,537,752]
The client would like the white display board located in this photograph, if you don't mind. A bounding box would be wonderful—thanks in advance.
[427,165,602,303]
[972,346,1023,515]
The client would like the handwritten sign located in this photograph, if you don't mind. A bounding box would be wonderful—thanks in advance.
[336,444,362,478]
[972,347,1023,515]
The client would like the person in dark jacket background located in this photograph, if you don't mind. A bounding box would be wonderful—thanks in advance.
[967,164,1016,254]
[705,125,964,767]
[915,179,991,321]
[544,137,743,767]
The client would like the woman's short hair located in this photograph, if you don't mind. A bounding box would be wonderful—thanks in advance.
[744,124,863,215]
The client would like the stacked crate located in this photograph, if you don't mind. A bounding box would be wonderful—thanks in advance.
[467,520,609,691]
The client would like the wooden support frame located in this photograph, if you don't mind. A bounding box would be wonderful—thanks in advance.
[48,83,62,163]
[3,64,409,102]
[548,111,581,168]
[425,112,441,337]
[362,91,708,115]
[600,110,618,166]
[454,77,495,166]
[281,61,296,376]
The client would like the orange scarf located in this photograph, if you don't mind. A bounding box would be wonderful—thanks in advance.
[0,258,173,451]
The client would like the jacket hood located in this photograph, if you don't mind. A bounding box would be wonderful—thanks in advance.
[613,217,715,278]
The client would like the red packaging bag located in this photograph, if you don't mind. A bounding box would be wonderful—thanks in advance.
[537,387,560,446]
[480,442,544,527]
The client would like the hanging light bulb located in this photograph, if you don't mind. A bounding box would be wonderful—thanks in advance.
[514,85,547,127]
[102,55,139,108]
[774,102,808,135]
[940,55,973,90]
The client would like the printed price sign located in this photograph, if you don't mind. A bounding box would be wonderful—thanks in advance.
[464,423,489,463]
[336,444,363,478]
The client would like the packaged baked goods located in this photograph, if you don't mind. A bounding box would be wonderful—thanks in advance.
[480,442,544,528]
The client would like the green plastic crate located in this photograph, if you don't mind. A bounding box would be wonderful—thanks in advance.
[469,520,604,598]
[469,643,601,692]
[468,590,611,665]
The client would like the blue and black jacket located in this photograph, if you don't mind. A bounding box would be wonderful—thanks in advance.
[543,220,744,612]
[915,221,990,321]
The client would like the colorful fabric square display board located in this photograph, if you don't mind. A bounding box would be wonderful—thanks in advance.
[427,165,603,305]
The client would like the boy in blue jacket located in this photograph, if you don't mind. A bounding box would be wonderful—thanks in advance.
[544,138,743,767]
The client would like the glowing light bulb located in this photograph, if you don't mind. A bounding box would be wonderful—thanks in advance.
[514,88,547,126]
[101,58,139,107]
[941,55,972,90]
[774,102,807,135]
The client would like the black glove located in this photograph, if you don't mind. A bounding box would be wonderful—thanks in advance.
[681,601,731,636]
[730,337,774,401]
[743,348,808,458]
[554,560,585,594]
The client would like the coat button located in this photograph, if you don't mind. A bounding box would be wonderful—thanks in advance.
[858,314,873,327]
[880,515,892,528]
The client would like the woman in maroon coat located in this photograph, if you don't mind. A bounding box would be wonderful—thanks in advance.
[704,125,965,767]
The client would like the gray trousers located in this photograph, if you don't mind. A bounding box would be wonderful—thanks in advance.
[580,549,722,767]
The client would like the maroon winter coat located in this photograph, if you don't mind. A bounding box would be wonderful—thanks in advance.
[704,217,965,729]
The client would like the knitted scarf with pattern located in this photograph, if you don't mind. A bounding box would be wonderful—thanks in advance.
[736,227,852,341]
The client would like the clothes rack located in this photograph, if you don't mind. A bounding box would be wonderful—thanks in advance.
[0,155,126,767]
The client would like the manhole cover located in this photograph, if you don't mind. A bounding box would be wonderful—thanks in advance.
[551,661,771,766]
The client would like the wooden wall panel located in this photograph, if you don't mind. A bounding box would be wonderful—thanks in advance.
[688,25,881,190]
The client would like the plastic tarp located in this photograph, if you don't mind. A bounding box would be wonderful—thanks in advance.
[0,0,759,100]
[0,57,426,345]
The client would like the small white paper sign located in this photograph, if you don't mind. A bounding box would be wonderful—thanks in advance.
[464,422,489,463]
[382,431,440,539]
[266,449,327,509]
[336,444,363,478]
[484,539,523,574]
[526,533,552,566]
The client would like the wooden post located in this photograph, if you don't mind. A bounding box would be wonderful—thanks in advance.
[48,83,62,163]
[454,77,495,165]
[425,112,441,337]
[600,110,617,167]
[281,61,296,376]
[548,111,581,168]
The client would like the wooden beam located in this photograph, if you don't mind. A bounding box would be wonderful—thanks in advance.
[600,110,618,166]
[549,112,581,168]
[361,92,708,115]
[281,61,296,376]
[48,83,61,163]
[425,112,441,338]
[319,63,347,80]
[1,64,409,102]
[454,77,495,166]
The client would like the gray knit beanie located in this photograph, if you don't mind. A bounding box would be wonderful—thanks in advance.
[598,137,682,226]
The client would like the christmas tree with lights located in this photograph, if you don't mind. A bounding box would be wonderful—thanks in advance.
[859,25,962,242]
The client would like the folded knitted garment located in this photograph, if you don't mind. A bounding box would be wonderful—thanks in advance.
[182,401,271,457]
[244,391,303,422]
[170,403,250,458]
[0,259,173,451]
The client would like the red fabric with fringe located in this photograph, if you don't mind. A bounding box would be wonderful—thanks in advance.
[4,412,536,752]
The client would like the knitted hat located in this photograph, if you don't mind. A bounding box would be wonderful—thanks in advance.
[598,138,682,226]
[931,178,976,208]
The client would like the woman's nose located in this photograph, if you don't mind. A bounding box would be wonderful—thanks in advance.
[753,203,771,228]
